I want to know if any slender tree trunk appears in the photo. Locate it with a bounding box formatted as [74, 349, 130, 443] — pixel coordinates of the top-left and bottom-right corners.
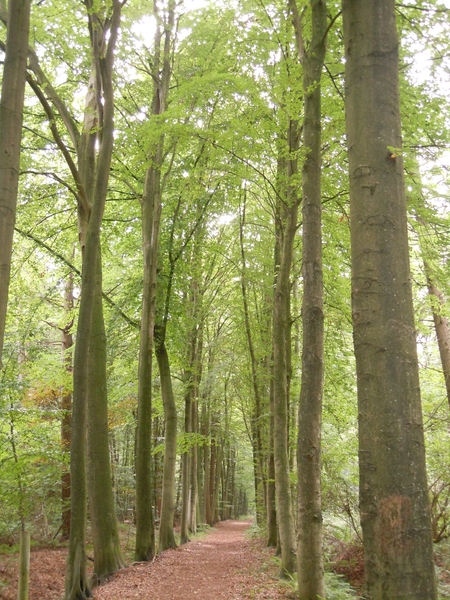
[272, 127, 298, 575]
[0, 0, 30, 366]
[135, 0, 174, 561]
[198, 400, 206, 525]
[343, 2, 436, 597]
[135, 159, 161, 560]
[191, 308, 204, 532]
[239, 203, 267, 524]
[413, 196, 450, 408]
[204, 403, 212, 525]
[61, 273, 74, 541]
[180, 382, 192, 544]
[266, 378, 278, 547]
[212, 441, 223, 524]
[208, 435, 216, 525]
[156, 340, 178, 551]
[292, 0, 327, 596]
[267, 230, 279, 549]
[17, 529, 30, 600]
[190, 397, 199, 532]
[426, 275, 450, 406]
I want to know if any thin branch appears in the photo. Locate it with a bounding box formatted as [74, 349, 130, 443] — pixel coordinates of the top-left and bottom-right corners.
[288, 0, 306, 61]
[396, 3, 450, 12]
[20, 170, 80, 201]
[322, 9, 342, 45]
[27, 47, 81, 150]
[26, 74, 90, 216]
[15, 227, 140, 330]
[324, 63, 344, 101]
[195, 133, 282, 203]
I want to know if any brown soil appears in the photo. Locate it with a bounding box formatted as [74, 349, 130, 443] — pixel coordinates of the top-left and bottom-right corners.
[1, 521, 290, 600]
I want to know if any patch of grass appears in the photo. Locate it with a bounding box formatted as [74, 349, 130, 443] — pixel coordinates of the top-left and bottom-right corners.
[0, 543, 18, 555]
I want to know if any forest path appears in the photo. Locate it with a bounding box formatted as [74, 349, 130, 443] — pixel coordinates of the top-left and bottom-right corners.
[94, 520, 288, 600]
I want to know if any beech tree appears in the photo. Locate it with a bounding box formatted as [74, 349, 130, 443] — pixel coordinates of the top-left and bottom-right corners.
[343, 1, 437, 596]
[290, 0, 327, 596]
[0, 0, 30, 365]
[134, 0, 175, 562]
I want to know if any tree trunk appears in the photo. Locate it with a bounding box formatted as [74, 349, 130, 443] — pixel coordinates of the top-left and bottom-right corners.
[239, 203, 267, 524]
[413, 201, 450, 409]
[208, 435, 217, 525]
[272, 128, 298, 575]
[266, 377, 278, 547]
[86, 250, 125, 586]
[180, 382, 192, 544]
[212, 441, 223, 524]
[134, 159, 161, 560]
[293, 0, 327, 597]
[61, 273, 74, 541]
[190, 316, 203, 532]
[0, 0, 30, 365]
[66, 3, 125, 595]
[190, 397, 200, 532]
[156, 340, 178, 551]
[135, 0, 174, 561]
[343, 2, 437, 597]
[427, 276, 450, 407]
[204, 403, 212, 525]
[17, 529, 30, 600]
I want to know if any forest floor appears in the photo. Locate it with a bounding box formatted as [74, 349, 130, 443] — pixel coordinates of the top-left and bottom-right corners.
[0, 520, 293, 600]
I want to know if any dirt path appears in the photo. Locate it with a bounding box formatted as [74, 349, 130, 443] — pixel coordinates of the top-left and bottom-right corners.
[0, 521, 289, 600]
[94, 520, 288, 600]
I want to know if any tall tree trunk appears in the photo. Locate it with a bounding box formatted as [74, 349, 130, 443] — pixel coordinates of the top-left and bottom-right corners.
[426, 274, 450, 406]
[291, 0, 327, 596]
[239, 202, 267, 525]
[135, 0, 174, 561]
[0, 0, 30, 366]
[412, 181, 450, 409]
[266, 376, 278, 547]
[65, 3, 125, 596]
[156, 339, 178, 551]
[272, 122, 299, 577]
[343, 2, 436, 597]
[61, 273, 74, 541]
[190, 396, 199, 532]
[135, 156, 161, 561]
[204, 402, 212, 525]
[212, 441, 223, 524]
[86, 250, 125, 585]
[180, 379, 192, 544]
[208, 434, 217, 525]
[190, 322, 203, 532]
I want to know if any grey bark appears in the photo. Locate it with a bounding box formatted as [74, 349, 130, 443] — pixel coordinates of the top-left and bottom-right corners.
[0, 0, 31, 366]
[134, 0, 174, 561]
[293, 0, 327, 597]
[343, 1, 437, 597]
[156, 338, 178, 551]
[65, 2, 125, 596]
[272, 124, 299, 577]
[239, 202, 267, 525]
[61, 272, 74, 541]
